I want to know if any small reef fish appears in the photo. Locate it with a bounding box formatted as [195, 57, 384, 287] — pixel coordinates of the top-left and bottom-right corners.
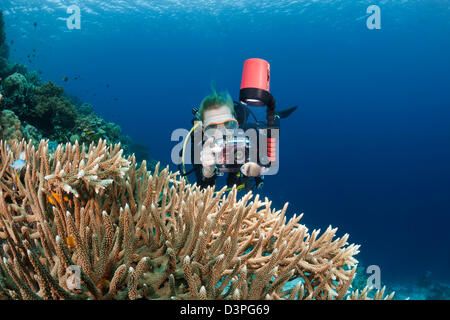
[62, 77, 69, 82]
[85, 131, 93, 135]
[47, 192, 70, 206]
[9, 152, 26, 190]
[9, 158, 26, 171]
[66, 236, 76, 249]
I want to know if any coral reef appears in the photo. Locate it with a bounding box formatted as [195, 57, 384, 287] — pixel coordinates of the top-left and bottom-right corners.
[387, 271, 450, 300]
[0, 139, 394, 300]
[415, 271, 450, 300]
[0, 109, 23, 141]
[0, 73, 151, 163]
[73, 112, 121, 145]
[0, 12, 25, 81]
[0, 109, 43, 143]
[2, 72, 28, 98]
[76, 102, 93, 115]
[0, 11, 152, 164]
[32, 82, 78, 131]
[0, 11, 9, 59]
[22, 123, 42, 142]
[0, 57, 27, 83]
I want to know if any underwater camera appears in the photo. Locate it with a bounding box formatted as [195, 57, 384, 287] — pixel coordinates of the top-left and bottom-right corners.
[214, 133, 250, 174]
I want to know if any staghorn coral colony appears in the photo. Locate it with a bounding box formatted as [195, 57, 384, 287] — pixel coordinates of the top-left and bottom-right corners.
[0, 139, 394, 300]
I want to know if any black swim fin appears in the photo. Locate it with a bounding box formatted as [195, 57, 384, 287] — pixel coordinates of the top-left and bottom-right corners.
[275, 106, 298, 119]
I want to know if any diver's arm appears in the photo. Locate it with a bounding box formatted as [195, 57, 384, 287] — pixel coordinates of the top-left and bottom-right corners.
[197, 137, 220, 188]
[194, 163, 217, 188]
[200, 137, 221, 177]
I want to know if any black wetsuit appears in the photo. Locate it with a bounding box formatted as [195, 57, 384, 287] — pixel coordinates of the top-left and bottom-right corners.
[194, 161, 263, 191]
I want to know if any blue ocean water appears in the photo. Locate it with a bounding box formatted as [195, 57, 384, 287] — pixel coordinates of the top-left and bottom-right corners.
[2, 0, 449, 297]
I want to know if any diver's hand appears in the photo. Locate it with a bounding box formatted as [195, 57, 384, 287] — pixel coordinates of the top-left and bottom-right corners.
[200, 137, 221, 178]
[241, 162, 266, 177]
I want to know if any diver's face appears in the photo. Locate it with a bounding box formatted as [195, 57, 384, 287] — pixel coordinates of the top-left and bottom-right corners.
[203, 105, 238, 140]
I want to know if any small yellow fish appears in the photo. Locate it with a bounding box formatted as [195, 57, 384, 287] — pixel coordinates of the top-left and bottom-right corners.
[62, 77, 69, 82]
[66, 236, 76, 249]
[85, 131, 93, 135]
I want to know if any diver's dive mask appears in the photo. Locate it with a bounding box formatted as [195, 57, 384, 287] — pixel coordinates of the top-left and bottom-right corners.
[203, 118, 238, 138]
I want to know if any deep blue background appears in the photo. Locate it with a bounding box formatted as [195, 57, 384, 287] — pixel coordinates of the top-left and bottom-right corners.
[2, 1, 450, 285]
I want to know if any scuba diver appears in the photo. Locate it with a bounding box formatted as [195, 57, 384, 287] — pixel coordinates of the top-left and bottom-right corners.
[179, 58, 297, 192]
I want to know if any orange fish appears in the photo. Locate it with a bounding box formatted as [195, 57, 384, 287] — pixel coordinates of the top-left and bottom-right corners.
[47, 193, 69, 206]
[66, 236, 76, 249]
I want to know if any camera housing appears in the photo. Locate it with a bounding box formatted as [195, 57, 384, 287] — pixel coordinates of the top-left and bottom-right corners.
[215, 134, 250, 174]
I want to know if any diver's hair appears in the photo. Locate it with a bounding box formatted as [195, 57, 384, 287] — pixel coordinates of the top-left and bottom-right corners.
[198, 84, 234, 121]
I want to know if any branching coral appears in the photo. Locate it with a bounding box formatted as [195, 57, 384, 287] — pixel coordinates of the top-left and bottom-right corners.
[0, 139, 394, 300]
